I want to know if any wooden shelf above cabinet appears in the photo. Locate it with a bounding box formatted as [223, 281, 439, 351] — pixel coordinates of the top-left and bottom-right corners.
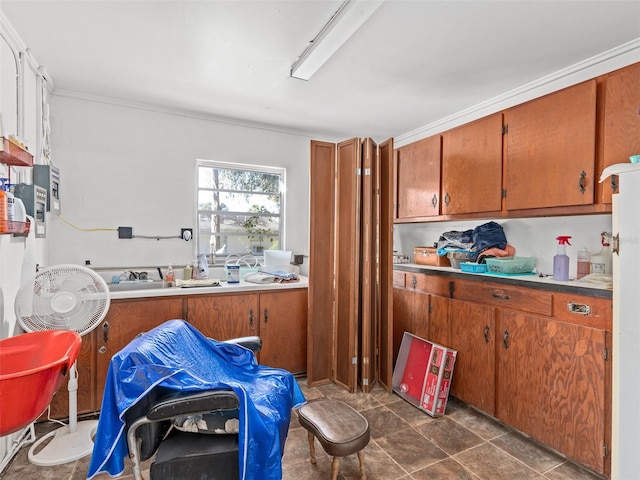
[0, 137, 34, 167]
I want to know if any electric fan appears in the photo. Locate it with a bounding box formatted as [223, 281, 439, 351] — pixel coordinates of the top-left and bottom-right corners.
[14, 264, 111, 466]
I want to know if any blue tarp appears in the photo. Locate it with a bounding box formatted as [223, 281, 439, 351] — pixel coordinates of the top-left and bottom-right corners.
[87, 319, 306, 480]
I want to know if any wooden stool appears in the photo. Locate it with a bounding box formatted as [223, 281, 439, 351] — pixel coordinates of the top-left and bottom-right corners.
[297, 399, 370, 480]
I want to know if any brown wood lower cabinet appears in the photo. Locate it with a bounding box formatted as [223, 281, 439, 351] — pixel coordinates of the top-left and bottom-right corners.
[431, 296, 496, 416]
[47, 287, 307, 419]
[392, 286, 429, 363]
[187, 293, 259, 339]
[188, 289, 308, 374]
[395, 271, 612, 477]
[496, 309, 608, 475]
[258, 289, 308, 374]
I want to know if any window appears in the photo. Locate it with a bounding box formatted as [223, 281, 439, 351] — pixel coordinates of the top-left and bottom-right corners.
[197, 160, 285, 264]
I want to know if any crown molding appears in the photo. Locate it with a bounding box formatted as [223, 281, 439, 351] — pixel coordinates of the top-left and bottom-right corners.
[395, 38, 640, 147]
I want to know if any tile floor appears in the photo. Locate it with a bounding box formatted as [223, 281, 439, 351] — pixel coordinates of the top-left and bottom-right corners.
[1, 378, 606, 480]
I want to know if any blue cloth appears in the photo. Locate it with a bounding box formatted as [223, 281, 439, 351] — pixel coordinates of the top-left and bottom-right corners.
[87, 319, 305, 480]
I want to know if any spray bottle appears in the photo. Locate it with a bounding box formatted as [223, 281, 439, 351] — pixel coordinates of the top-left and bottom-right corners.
[553, 236, 572, 281]
[591, 232, 612, 275]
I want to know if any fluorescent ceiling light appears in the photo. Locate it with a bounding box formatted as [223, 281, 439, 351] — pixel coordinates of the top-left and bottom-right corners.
[290, 0, 385, 81]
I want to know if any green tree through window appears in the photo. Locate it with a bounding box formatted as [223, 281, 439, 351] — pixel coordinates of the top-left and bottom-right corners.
[197, 161, 284, 263]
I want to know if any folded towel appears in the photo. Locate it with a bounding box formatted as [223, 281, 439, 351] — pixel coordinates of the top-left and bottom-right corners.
[258, 269, 298, 281]
[244, 273, 276, 284]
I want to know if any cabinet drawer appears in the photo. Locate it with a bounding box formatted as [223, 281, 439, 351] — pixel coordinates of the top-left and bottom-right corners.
[412, 273, 451, 297]
[393, 271, 406, 287]
[552, 293, 612, 332]
[454, 280, 552, 316]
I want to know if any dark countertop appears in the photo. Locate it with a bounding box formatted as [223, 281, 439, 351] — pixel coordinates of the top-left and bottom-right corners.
[394, 264, 612, 299]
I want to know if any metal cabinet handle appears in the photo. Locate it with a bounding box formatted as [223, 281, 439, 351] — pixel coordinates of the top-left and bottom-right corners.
[99, 346, 107, 354]
[492, 292, 510, 300]
[611, 175, 618, 193]
[567, 302, 591, 315]
[484, 325, 490, 344]
[444, 192, 451, 206]
[431, 194, 438, 209]
[503, 329, 510, 349]
[103, 321, 109, 342]
[411, 276, 417, 289]
[263, 308, 268, 324]
[579, 170, 587, 193]
[249, 309, 254, 327]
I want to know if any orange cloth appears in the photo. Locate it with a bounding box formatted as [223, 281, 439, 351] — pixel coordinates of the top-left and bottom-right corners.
[478, 244, 516, 262]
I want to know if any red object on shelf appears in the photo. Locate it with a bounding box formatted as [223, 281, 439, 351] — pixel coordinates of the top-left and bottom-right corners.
[0, 137, 34, 167]
[0, 219, 30, 235]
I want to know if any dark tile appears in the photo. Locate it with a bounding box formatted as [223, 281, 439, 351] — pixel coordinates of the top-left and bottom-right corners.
[340, 441, 407, 480]
[544, 461, 607, 480]
[325, 390, 384, 412]
[385, 397, 437, 427]
[447, 404, 512, 440]
[411, 457, 480, 480]
[283, 425, 326, 469]
[491, 431, 565, 474]
[454, 442, 542, 480]
[374, 429, 447, 473]
[416, 416, 484, 455]
[359, 405, 411, 440]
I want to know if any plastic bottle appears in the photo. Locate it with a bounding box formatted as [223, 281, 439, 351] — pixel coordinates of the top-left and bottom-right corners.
[577, 247, 591, 279]
[0, 179, 13, 223]
[0, 188, 7, 233]
[165, 265, 175, 285]
[591, 232, 612, 275]
[183, 265, 193, 280]
[553, 236, 572, 281]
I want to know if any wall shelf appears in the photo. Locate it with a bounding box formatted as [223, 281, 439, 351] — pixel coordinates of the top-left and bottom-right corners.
[0, 219, 31, 236]
[0, 137, 34, 167]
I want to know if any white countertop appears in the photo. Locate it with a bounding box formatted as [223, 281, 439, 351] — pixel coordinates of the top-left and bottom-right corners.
[395, 263, 612, 294]
[109, 276, 308, 300]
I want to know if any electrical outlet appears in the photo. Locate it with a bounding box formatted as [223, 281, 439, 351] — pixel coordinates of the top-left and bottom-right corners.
[118, 227, 133, 239]
[181, 228, 193, 241]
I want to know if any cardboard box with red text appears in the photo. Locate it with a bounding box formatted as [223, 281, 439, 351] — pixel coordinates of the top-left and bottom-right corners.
[391, 332, 457, 417]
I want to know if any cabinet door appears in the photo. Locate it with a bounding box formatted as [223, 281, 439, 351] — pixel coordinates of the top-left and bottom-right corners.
[396, 135, 442, 218]
[393, 287, 414, 364]
[428, 295, 450, 347]
[392, 286, 429, 365]
[187, 294, 258, 340]
[441, 113, 503, 215]
[505, 80, 597, 210]
[448, 298, 496, 415]
[496, 309, 607, 474]
[46, 329, 96, 418]
[258, 290, 307, 374]
[95, 298, 184, 411]
[601, 62, 640, 203]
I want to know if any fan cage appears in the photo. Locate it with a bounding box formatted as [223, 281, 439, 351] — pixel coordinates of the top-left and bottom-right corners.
[16, 264, 110, 336]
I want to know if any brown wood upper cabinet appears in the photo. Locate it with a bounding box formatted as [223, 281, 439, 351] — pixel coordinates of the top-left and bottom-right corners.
[396, 134, 442, 218]
[441, 113, 503, 215]
[504, 79, 597, 210]
[601, 62, 640, 203]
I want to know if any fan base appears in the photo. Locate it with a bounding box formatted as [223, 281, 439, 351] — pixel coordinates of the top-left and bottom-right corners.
[28, 420, 98, 466]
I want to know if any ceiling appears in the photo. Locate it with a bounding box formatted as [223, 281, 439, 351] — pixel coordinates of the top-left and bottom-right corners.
[2, 1, 639, 141]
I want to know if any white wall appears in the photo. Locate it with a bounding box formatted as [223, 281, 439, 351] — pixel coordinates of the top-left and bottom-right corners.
[48, 95, 313, 273]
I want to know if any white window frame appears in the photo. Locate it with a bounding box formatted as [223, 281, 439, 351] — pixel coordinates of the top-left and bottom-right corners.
[196, 160, 286, 265]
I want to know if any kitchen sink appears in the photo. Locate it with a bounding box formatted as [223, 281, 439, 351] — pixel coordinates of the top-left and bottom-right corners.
[108, 281, 171, 292]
